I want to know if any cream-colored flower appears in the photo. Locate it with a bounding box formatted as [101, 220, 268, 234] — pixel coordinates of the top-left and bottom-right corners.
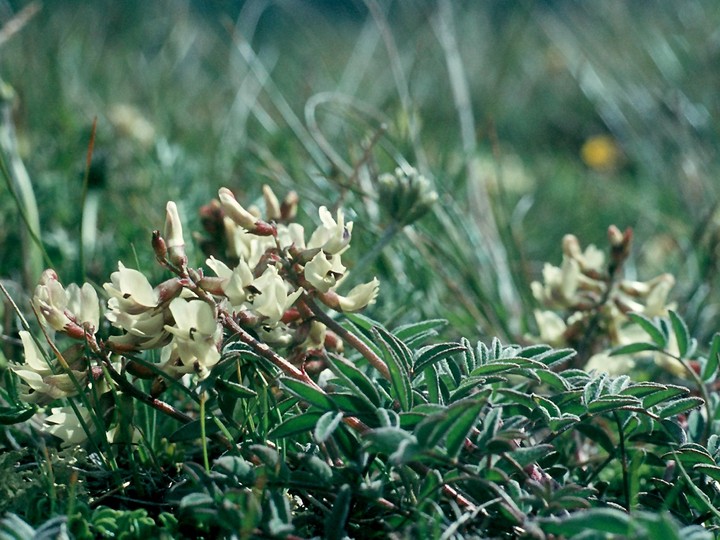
[165, 201, 187, 265]
[33, 271, 73, 333]
[585, 351, 636, 376]
[263, 184, 281, 220]
[66, 283, 100, 330]
[532, 310, 567, 347]
[206, 256, 254, 307]
[44, 405, 93, 447]
[164, 298, 222, 374]
[222, 218, 276, 268]
[304, 253, 346, 293]
[249, 265, 303, 323]
[644, 273, 675, 317]
[219, 187, 259, 230]
[104, 262, 159, 315]
[277, 223, 306, 250]
[307, 207, 352, 255]
[337, 278, 379, 312]
[10, 332, 86, 403]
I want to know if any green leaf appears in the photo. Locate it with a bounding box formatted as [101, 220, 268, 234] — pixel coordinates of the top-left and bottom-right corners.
[495, 388, 537, 410]
[268, 411, 324, 439]
[443, 399, 485, 459]
[412, 343, 467, 378]
[610, 342, 660, 356]
[214, 379, 258, 399]
[315, 411, 344, 443]
[469, 362, 520, 376]
[669, 310, 690, 358]
[658, 397, 704, 419]
[168, 417, 221, 442]
[533, 348, 576, 368]
[702, 333, 720, 382]
[0, 405, 36, 425]
[533, 395, 562, 419]
[504, 444, 556, 468]
[373, 327, 413, 411]
[326, 354, 381, 408]
[575, 423, 615, 454]
[373, 325, 413, 371]
[587, 395, 641, 414]
[642, 385, 689, 408]
[539, 507, 630, 536]
[516, 344, 552, 358]
[363, 427, 416, 455]
[662, 447, 715, 468]
[628, 312, 668, 347]
[280, 377, 336, 411]
[535, 369, 570, 391]
[324, 484, 352, 540]
[619, 382, 668, 398]
[393, 319, 446, 342]
[0, 513, 35, 540]
[693, 463, 720, 482]
[583, 373, 607, 405]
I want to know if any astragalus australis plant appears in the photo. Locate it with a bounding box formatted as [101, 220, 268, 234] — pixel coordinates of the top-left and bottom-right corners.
[3, 180, 720, 539]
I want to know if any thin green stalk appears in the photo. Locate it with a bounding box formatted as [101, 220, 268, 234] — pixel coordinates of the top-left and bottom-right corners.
[346, 221, 400, 287]
[613, 411, 631, 512]
[658, 349, 712, 444]
[200, 391, 210, 472]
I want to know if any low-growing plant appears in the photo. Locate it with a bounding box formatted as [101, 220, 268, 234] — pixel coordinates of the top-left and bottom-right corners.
[1, 180, 719, 539]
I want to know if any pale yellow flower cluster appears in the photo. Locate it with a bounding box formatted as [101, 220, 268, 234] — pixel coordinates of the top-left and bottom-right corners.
[204, 186, 379, 343]
[530, 233, 680, 375]
[9, 186, 381, 445]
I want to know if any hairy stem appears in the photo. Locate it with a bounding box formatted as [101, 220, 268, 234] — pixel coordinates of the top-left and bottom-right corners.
[300, 296, 391, 381]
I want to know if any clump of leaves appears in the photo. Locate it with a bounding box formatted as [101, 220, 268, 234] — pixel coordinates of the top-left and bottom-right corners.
[169, 313, 719, 538]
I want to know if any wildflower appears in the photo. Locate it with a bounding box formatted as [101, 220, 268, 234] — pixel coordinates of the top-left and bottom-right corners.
[263, 184, 281, 220]
[164, 298, 222, 375]
[249, 265, 304, 323]
[165, 201, 187, 267]
[336, 278, 380, 312]
[304, 252, 346, 293]
[104, 262, 159, 315]
[308, 207, 352, 255]
[33, 271, 99, 337]
[581, 134, 622, 171]
[532, 310, 567, 347]
[219, 187, 274, 235]
[205, 256, 254, 307]
[377, 166, 438, 225]
[10, 331, 86, 403]
[44, 405, 93, 447]
[106, 309, 169, 351]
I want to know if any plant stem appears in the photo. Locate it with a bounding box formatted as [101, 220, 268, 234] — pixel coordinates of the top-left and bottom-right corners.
[200, 391, 210, 472]
[661, 350, 713, 444]
[299, 296, 391, 381]
[346, 221, 400, 288]
[613, 411, 631, 512]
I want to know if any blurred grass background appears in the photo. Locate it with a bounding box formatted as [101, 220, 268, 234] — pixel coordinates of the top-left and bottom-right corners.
[2, 0, 720, 343]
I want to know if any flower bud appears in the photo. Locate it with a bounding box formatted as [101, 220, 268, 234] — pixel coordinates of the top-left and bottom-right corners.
[152, 230, 168, 262]
[218, 187, 276, 237]
[263, 184, 281, 220]
[281, 190, 299, 221]
[165, 201, 187, 268]
[378, 166, 438, 226]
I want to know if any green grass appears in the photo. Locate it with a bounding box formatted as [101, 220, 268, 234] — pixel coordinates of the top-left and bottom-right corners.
[2, 1, 720, 536]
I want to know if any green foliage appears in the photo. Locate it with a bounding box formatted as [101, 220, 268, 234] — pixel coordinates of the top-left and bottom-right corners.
[3, 1, 720, 537]
[157, 314, 720, 537]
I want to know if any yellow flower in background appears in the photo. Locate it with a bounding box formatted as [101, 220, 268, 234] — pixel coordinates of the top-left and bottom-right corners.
[581, 135, 622, 171]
